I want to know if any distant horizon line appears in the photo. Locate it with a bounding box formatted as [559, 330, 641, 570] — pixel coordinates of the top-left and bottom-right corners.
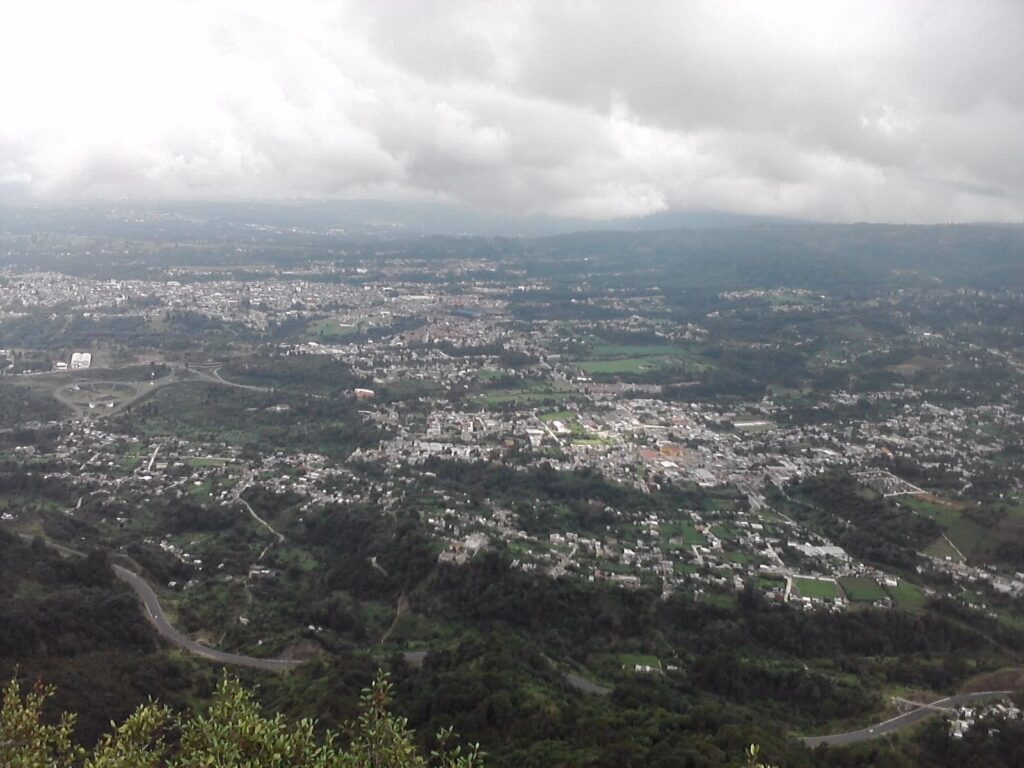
[1, 198, 1021, 231]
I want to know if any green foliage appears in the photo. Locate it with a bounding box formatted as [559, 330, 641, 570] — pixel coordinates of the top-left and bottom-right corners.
[744, 744, 778, 768]
[785, 472, 940, 569]
[0, 677, 78, 768]
[0, 382, 69, 427]
[112, 381, 382, 458]
[0, 673, 483, 768]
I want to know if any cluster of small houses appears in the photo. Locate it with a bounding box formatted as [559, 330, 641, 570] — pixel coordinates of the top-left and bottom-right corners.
[949, 700, 1022, 739]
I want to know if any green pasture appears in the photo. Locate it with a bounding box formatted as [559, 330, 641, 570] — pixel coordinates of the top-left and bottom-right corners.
[839, 577, 888, 602]
[794, 577, 841, 600]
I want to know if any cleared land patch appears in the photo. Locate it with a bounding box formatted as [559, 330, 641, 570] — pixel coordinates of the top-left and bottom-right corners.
[885, 580, 927, 610]
[575, 341, 711, 377]
[794, 577, 841, 600]
[839, 577, 888, 602]
[923, 535, 966, 563]
[660, 519, 705, 549]
[306, 317, 357, 339]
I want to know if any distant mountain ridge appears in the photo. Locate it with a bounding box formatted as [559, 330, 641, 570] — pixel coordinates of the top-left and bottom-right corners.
[0, 199, 794, 239]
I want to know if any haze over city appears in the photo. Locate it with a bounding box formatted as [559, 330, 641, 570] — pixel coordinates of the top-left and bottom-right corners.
[2, 4, 1024, 767]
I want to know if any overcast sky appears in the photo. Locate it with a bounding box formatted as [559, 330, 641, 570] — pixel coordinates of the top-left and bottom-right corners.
[1, 1, 1022, 223]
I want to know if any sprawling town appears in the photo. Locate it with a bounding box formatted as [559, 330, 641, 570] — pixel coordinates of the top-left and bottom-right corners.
[2, 251, 1022, 617]
[2, 222, 1023, 763]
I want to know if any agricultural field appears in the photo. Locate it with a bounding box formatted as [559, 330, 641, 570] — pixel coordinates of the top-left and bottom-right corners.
[724, 549, 753, 565]
[923, 534, 966, 563]
[900, 494, 965, 527]
[306, 317, 357, 339]
[885, 580, 928, 610]
[660, 518, 705, 549]
[574, 341, 710, 377]
[794, 577, 841, 600]
[578, 357, 671, 374]
[902, 494, 993, 561]
[479, 381, 576, 406]
[839, 577, 889, 603]
[598, 559, 635, 575]
[475, 368, 504, 381]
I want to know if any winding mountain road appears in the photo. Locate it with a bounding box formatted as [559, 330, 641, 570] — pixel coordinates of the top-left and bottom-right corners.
[802, 690, 1014, 747]
[15, 532, 303, 672]
[113, 565, 305, 673]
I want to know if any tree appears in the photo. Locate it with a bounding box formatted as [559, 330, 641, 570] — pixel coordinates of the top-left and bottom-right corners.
[743, 744, 778, 768]
[0, 676, 78, 768]
[0, 673, 484, 768]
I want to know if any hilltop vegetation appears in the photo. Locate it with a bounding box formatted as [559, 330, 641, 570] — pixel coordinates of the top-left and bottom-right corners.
[0, 673, 483, 768]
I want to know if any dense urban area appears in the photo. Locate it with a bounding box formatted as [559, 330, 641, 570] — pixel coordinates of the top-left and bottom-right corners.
[1, 207, 1023, 767]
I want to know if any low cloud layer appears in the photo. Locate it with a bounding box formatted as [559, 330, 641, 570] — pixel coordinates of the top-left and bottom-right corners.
[1, 1, 1022, 222]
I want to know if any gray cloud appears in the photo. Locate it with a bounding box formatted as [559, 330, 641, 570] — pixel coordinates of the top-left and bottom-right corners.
[0, 0, 1021, 222]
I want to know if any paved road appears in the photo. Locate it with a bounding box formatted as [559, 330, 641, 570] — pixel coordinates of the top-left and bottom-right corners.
[802, 690, 1014, 747]
[113, 565, 305, 673]
[50, 363, 270, 424]
[233, 475, 285, 545]
[26, 532, 607, 687]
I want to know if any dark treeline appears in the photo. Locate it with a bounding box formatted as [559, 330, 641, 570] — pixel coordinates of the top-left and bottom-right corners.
[0, 529, 202, 744]
[372, 546, 1021, 768]
[780, 472, 940, 569]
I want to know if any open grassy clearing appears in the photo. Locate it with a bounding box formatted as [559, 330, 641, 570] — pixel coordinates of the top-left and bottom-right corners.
[839, 576, 888, 602]
[306, 317, 357, 338]
[703, 490, 743, 512]
[479, 382, 577, 406]
[724, 549, 753, 564]
[900, 495, 963, 527]
[574, 340, 712, 377]
[885, 580, 927, 610]
[660, 518, 705, 548]
[597, 559, 635, 575]
[710, 522, 741, 540]
[923, 534, 966, 562]
[794, 577, 841, 600]
[941, 517, 992, 558]
[901, 494, 993, 559]
[578, 357, 674, 374]
[701, 590, 738, 608]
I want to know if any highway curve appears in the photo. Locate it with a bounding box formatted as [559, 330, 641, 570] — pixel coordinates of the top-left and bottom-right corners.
[113, 565, 304, 673]
[802, 690, 1014, 747]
